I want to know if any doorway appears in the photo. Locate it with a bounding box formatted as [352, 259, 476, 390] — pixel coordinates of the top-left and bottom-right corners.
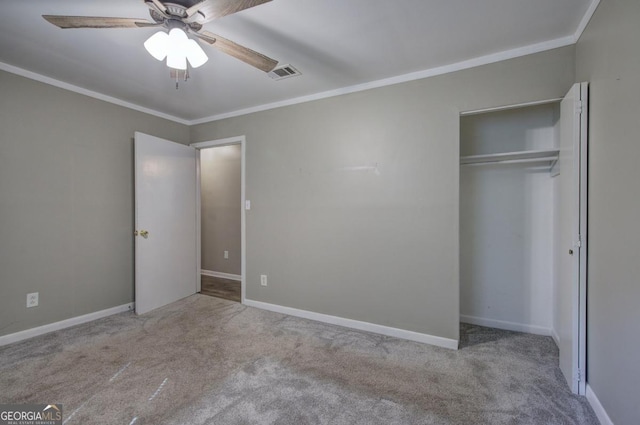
[134, 134, 247, 314]
[458, 83, 588, 395]
[459, 102, 559, 336]
[192, 136, 247, 304]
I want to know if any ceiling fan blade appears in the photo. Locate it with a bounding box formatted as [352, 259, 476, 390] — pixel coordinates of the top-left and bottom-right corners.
[185, 0, 208, 18]
[196, 30, 277, 72]
[43, 15, 153, 29]
[135, 22, 162, 28]
[147, 0, 168, 14]
[190, 0, 272, 23]
[192, 31, 216, 44]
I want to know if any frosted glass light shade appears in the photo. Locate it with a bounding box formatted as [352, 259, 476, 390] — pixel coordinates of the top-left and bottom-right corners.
[185, 39, 208, 68]
[144, 31, 169, 61]
[144, 28, 208, 70]
[166, 28, 188, 70]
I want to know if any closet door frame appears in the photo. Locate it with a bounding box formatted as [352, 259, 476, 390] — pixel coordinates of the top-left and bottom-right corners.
[459, 86, 588, 395]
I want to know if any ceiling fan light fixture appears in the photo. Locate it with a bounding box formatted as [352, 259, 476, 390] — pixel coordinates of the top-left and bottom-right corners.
[167, 52, 187, 70]
[144, 28, 208, 71]
[144, 31, 169, 61]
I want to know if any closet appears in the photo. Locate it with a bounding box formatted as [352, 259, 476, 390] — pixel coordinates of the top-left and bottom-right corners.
[459, 102, 560, 335]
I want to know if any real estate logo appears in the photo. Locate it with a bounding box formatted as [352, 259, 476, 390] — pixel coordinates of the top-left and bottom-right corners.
[0, 404, 62, 425]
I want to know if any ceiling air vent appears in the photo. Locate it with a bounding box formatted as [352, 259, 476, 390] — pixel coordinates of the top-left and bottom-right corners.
[268, 64, 302, 80]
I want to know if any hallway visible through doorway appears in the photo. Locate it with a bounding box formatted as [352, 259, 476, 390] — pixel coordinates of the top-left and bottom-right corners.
[198, 141, 243, 303]
[200, 275, 240, 302]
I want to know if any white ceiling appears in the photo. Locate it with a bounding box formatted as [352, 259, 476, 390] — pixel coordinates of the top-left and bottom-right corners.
[0, 0, 595, 123]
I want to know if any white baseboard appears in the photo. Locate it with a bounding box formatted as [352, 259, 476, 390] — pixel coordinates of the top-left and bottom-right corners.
[586, 384, 614, 425]
[201, 270, 242, 281]
[244, 299, 459, 350]
[460, 315, 552, 336]
[0, 303, 135, 347]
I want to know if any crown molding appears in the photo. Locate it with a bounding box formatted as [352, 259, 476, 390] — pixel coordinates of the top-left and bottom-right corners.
[190, 35, 575, 125]
[0, 62, 190, 125]
[3, 0, 600, 128]
[573, 0, 601, 43]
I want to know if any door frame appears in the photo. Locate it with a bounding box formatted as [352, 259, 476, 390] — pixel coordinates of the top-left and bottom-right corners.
[191, 136, 247, 304]
[577, 81, 588, 395]
[457, 90, 588, 395]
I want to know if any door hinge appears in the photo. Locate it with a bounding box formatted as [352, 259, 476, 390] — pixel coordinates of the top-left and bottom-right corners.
[576, 368, 582, 382]
[576, 101, 583, 115]
[576, 234, 582, 248]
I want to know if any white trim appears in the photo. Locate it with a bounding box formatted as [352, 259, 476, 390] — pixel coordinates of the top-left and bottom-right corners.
[573, 0, 601, 43]
[0, 303, 134, 347]
[191, 136, 246, 303]
[1, 2, 597, 127]
[3, 28, 590, 127]
[0, 62, 189, 125]
[245, 299, 459, 350]
[191, 136, 245, 148]
[200, 270, 242, 281]
[240, 141, 246, 304]
[577, 81, 589, 396]
[195, 149, 202, 294]
[460, 98, 562, 116]
[460, 315, 552, 336]
[190, 36, 574, 125]
[586, 384, 614, 425]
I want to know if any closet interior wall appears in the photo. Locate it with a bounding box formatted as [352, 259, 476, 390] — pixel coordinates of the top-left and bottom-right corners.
[459, 103, 560, 335]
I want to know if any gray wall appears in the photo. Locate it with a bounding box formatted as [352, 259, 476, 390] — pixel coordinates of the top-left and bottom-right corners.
[576, 1, 640, 423]
[191, 46, 575, 341]
[0, 70, 189, 337]
[200, 145, 242, 275]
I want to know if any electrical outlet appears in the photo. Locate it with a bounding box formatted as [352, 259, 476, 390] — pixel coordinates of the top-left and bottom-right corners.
[224, 250, 229, 259]
[26, 292, 39, 308]
[260, 275, 268, 287]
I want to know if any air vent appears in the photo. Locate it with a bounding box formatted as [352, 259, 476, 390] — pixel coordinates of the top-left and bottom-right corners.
[268, 64, 302, 80]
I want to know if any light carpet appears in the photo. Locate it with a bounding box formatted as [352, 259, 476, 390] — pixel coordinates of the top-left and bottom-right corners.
[0, 295, 599, 424]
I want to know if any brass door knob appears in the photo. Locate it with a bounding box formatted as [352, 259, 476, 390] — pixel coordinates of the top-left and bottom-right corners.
[139, 230, 149, 239]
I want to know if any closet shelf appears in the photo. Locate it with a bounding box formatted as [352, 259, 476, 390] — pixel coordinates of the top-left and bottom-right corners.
[460, 149, 559, 167]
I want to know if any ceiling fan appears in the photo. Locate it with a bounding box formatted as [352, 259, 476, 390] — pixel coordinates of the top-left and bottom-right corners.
[43, 0, 278, 83]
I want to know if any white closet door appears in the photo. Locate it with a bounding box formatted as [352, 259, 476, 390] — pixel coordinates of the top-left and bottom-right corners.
[134, 132, 198, 315]
[557, 83, 588, 394]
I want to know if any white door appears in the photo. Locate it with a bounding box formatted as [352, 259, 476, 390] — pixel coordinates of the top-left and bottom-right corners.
[557, 83, 588, 394]
[134, 132, 198, 314]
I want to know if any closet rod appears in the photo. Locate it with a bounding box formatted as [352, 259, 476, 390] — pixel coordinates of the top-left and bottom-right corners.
[461, 157, 558, 166]
[460, 149, 559, 165]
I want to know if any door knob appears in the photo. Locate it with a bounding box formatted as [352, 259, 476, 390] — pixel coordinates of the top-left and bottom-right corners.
[139, 230, 149, 239]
